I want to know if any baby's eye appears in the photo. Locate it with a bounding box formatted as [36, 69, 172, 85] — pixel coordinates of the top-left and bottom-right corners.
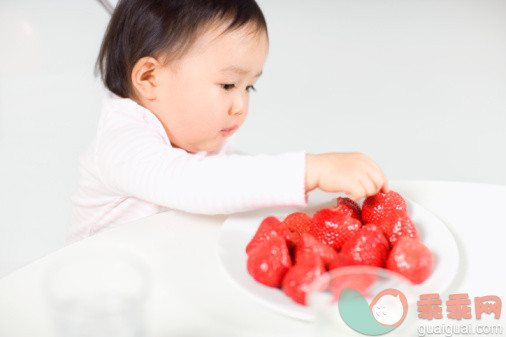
[221, 84, 235, 90]
[246, 85, 256, 92]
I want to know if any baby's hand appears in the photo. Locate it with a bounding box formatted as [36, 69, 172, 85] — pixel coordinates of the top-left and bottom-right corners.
[305, 152, 388, 201]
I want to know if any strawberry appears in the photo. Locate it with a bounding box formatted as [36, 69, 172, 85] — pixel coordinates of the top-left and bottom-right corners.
[340, 224, 390, 267]
[382, 214, 419, 246]
[282, 255, 326, 305]
[330, 269, 377, 300]
[246, 216, 297, 255]
[288, 230, 301, 248]
[247, 236, 292, 288]
[311, 209, 362, 250]
[328, 253, 354, 270]
[331, 197, 362, 221]
[362, 191, 408, 225]
[386, 237, 433, 284]
[295, 233, 338, 267]
[327, 253, 377, 299]
[283, 212, 312, 235]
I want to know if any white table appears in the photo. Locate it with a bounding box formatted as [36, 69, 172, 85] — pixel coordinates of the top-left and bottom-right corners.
[1, 180, 505, 337]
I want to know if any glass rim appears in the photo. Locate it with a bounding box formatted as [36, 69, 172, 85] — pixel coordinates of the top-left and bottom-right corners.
[306, 265, 418, 305]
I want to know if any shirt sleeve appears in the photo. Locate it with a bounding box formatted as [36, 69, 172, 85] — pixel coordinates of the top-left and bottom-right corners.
[94, 119, 307, 215]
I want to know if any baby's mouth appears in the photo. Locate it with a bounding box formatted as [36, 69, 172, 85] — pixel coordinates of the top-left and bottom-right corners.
[220, 125, 238, 136]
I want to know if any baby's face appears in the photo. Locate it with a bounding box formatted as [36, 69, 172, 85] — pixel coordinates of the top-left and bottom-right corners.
[146, 23, 269, 153]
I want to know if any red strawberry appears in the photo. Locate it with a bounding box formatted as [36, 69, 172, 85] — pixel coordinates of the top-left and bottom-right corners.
[295, 233, 338, 267]
[311, 209, 362, 250]
[383, 214, 419, 246]
[282, 256, 326, 305]
[330, 269, 377, 300]
[340, 224, 390, 267]
[247, 236, 292, 287]
[246, 217, 297, 255]
[331, 197, 362, 221]
[362, 191, 408, 225]
[288, 230, 301, 248]
[327, 253, 377, 299]
[386, 237, 433, 284]
[328, 253, 354, 270]
[283, 212, 312, 235]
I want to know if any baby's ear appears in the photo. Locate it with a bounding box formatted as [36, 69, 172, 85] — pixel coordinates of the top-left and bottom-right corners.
[131, 56, 160, 101]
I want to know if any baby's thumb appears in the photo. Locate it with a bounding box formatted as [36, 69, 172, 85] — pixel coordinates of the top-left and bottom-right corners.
[346, 190, 362, 202]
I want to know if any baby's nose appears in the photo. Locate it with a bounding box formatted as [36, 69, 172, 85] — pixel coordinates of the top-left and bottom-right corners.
[228, 95, 248, 116]
[228, 105, 245, 116]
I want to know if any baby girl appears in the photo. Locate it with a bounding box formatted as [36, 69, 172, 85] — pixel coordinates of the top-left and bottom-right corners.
[69, 0, 388, 242]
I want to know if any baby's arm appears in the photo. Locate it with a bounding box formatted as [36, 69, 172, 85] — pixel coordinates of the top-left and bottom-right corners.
[95, 123, 307, 214]
[305, 153, 389, 201]
[95, 111, 386, 213]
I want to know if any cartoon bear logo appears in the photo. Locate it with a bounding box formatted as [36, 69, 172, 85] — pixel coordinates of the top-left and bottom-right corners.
[338, 287, 408, 335]
[369, 289, 408, 327]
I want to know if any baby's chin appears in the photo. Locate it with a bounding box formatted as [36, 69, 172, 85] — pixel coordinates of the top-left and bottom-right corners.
[173, 139, 225, 154]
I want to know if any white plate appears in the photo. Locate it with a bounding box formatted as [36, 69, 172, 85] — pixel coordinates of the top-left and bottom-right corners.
[216, 191, 459, 321]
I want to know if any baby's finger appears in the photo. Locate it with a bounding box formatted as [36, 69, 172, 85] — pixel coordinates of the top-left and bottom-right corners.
[367, 169, 387, 195]
[368, 165, 389, 194]
[378, 170, 389, 192]
[360, 177, 377, 197]
[366, 171, 381, 195]
[381, 180, 389, 193]
[348, 184, 366, 202]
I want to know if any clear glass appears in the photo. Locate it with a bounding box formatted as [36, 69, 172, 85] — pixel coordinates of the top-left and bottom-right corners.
[307, 266, 419, 337]
[44, 249, 150, 337]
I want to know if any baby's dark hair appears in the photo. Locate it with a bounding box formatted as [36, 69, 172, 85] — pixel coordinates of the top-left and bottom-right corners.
[96, 0, 268, 98]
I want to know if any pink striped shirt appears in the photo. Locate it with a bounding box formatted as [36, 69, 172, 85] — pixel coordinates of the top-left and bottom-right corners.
[68, 92, 307, 243]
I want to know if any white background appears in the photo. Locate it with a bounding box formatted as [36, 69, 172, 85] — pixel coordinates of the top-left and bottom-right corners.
[0, 0, 505, 278]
